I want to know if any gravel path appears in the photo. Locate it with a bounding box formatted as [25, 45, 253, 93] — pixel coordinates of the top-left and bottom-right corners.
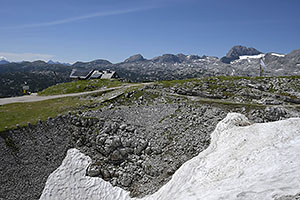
[0, 84, 141, 105]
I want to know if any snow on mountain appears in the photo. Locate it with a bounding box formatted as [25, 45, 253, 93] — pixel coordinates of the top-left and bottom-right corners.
[40, 113, 300, 200]
[239, 53, 265, 60]
[0, 56, 9, 64]
[221, 45, 263, 64]
[271, 53, 286, 57]
[0, 56, 7, 60]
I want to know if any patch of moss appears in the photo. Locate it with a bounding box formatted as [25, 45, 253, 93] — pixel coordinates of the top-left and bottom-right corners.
[5, 136, 18, 152]
[279, 92, 298, 99]
[0, 132, 18, 152]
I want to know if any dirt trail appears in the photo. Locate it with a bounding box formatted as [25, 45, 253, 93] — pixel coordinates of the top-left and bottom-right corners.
[0, 84, 146, 105]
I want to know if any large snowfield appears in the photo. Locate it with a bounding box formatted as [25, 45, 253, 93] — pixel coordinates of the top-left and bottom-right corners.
[40, 113, 300, 200]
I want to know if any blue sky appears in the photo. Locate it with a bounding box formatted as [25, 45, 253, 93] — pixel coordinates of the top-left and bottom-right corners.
[0, 0, 299, 63]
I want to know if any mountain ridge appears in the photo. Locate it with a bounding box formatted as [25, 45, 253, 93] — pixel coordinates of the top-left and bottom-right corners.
[0, 45, 299, 97]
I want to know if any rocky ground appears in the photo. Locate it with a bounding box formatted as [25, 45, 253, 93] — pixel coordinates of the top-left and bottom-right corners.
[276, 193, 300, 200]
[156, 76, 300, 106]
[0, 116, 74, 200]
[0, 76, 300, 199]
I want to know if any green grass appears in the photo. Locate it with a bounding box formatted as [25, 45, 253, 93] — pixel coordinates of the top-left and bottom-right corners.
[38, 79, 127, 96]
[0, 96, 89, 132]
[156, 78, 201, 88]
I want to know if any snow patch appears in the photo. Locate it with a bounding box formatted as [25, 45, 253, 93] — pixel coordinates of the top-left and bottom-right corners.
[239, 54, 265, 60]
[271, 53, 285, 57]
[40, 113, 300, 200]
[40, 149, 131, 200]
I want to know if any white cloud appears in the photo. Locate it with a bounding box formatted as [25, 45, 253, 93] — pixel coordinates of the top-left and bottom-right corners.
[0, 52, 54, 62]
[1, 7, 152, 30]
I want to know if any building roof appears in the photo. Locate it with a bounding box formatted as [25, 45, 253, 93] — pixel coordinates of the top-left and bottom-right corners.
[90, 70, 103, 79]
[101, 70, 117, 79]
[70, 69, 119, 79]
[70, 69, 94, 79]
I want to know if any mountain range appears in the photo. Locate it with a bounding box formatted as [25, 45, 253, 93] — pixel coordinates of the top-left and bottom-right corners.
[70, 45, 300, 81]
[47, 60, 71, 66]
[0, 45, 299, 97]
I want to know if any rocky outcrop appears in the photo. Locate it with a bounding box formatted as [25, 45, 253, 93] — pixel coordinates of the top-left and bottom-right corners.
[160, 76, 300, 107]
[77, 104, 223, 197]
[226, 45, 263, 58]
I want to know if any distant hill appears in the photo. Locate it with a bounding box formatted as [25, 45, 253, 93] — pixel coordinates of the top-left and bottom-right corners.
[0, 57, 9, 65]
[124, 54, 146, 63]
[47, 60, 71, 66]
[0, 61, 72, 97]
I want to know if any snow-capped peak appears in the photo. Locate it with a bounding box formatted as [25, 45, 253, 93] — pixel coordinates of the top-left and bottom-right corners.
[0, 56, 7, 61]
[0, 56, 9, 64]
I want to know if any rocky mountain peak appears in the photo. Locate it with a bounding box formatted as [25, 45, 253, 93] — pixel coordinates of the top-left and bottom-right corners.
[226, 45, 263, 58]
[151, 54, 181, 63]
[221, 45, 263, 64]
[176, 53, 187, 62]
[47, 60, 58, 64]
[286, 48, 300, 59]
[124, 54, 146, 63]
